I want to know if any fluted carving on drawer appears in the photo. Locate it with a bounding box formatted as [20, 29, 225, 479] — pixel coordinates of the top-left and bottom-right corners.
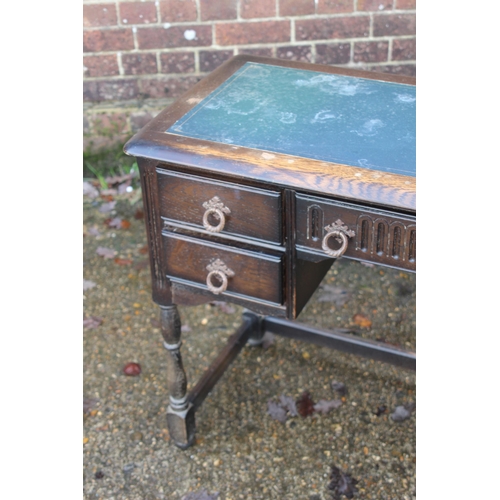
[355, 215, 416, 264]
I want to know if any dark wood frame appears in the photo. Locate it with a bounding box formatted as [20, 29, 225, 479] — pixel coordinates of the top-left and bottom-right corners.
[125, 54, 416, 212]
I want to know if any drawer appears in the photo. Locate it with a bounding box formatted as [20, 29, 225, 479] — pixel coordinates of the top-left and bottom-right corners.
[163, 232, 284, 306]
[157, 168, 283, 245]
[296, 194, 416, 271]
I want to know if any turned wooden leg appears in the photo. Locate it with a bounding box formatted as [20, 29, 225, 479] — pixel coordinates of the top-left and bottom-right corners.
[160, 304, 195, 449]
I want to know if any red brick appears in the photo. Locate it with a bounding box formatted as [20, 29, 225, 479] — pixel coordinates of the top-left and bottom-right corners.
[358, 0, 392, 11]
[139, 75, 200, 99]
[137, 25, 212, 49]
[392, 38, 416, 61]
[83, 4, 117, 28]
[83, 29, 134, 52]
[296, 17, 369, 41]
[373, 14, 416, 36]
[317, 0, 354, 14]
[199, 50, 234, 72]
[315, 43, 351, 65]
[216, 21, 290, 45]
[200, 0, 237, 21]
[279, 0, 315, 16]
[119, 2, 157, 25]
[353, 41, 389, 63]
[159, 0, 197, 22]
[277, 45, 312, 63]
[83, 79, 139, 102]
[83, 55, 119, 77]
[368, 64, 416, 77]
[396, 0, 416, 8]
[241, 0, 276, 19]
[122, 53, 158, 75]
[160, 52, 195, 73]
[237, 47, 274, 57]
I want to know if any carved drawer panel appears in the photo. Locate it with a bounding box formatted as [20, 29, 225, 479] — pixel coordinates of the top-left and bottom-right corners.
[296, 193, 416, 272]
[163, 231, 284, 306]
[157, 167, 283, 245]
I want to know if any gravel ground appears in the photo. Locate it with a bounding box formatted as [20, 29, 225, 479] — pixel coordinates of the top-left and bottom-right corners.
[83, 190, 416, 500]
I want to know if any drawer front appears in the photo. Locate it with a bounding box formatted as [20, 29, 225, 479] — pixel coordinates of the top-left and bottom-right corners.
[296, 194, 416, 271]
[163, 232, 284, 305]
[157, 168, 283, 245]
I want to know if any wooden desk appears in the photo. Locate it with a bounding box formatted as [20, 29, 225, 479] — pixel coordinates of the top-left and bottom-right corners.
[124, 55, 416, 449]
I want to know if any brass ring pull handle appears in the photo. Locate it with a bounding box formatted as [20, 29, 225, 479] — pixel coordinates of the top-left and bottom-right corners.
[206, 259, 234, 295]
[321, 219, 355, 258]
[202, 196, 231, 233]
[206, 270, 228, 295]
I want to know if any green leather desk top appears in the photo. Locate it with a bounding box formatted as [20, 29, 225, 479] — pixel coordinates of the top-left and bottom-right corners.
[167, 62, 416, 177]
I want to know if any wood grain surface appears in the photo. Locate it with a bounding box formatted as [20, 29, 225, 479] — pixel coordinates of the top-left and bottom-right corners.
[157, 167, 283, 244]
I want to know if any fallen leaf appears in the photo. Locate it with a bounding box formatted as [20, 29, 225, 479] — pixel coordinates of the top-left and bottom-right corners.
[353, 313, 372, 328]
[123, 362, 141, 376]
[267, 400, 287, 423]
[99, 201, 116, 213]
[83, 316, 103, 329]
[314, 399, 342, 414]
[328, 465, 358, 499]
[114, 257, 133, 266]
[134, 208, 144, 220]
[88, 226, 101, 236]
[138, 245, 148, 254]
[390, 403, 415, 422]
[83, 279, 96, 291]
[83, 181, 99, 199]
[96, 246, 116, 259]
[279, 394, 298, 417]
[181, 490, 219, 500]
[121, 219, 131, 229]
[106, 217, 123, 228]
[331, 381, 348, 396]
[296, 391, 315, 417]
[317, 285, 351, 306]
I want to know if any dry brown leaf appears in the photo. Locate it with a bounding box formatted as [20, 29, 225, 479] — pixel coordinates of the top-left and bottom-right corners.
[353, 313, 372, 328]
[114, 258, 133, 266]
[96, 246, 116, 259]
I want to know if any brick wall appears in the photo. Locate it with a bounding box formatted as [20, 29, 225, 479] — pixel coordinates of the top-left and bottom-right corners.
[83, 0, 416, 151]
